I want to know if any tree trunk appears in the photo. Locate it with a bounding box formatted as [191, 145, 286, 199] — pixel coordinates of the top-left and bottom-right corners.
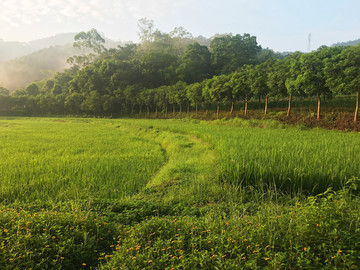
[258, 95, 261, 104]
[195, 104, 198, 116]
[264, 96, 268, 116]
[146, 105, 150, 116]
[187, 104, 190, 115]
[165, 106, 168, 115]
[317, 94, 321, 121]
[287, 93, 292, 117]
[179, 104, 182, 115]
[216, 103, 220, 119]
[354, 92, 359, 123]
[131, 104, 134, 114]
[172, 104, 175, 116]
[244, 95, 248, 116]
[230, 101, 234, 115]
[155, 106, 158, 117]
[139, 105, 142, 116]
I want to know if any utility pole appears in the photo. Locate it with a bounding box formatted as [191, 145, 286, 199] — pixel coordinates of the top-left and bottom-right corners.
[308, 33, 311, 52]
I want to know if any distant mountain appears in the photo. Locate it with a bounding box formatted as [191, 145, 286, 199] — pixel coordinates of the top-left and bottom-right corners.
[0, 33, 126, 90]
[0, 33, 77, 62]
[0, 44, 80, 90]
[331, 38, 360, 47]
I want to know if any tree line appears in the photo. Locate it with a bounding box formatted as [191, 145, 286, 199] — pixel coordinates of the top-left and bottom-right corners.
[0, 21, 359, 122]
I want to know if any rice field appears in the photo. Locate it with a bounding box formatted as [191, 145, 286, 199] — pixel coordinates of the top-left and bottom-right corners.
[0, 118, 164, 203]
[1, 117, 360, 269]
[126, 118, 360, 194]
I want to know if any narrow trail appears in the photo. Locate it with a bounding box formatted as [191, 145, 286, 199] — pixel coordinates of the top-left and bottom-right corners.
[114, 121, 222, 205]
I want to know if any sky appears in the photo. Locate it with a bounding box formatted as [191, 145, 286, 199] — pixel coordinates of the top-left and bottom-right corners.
[0, 0, 359, 52]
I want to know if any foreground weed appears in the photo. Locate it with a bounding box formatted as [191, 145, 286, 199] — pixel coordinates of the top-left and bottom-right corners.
[102, 181, 360, 269]
[0, 205, 119, 269]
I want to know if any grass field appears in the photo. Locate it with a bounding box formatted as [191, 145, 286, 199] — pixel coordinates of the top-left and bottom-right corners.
[131, 118, 360, 194]
[0, 117, 359, 269]
[0, 118, 165, 203]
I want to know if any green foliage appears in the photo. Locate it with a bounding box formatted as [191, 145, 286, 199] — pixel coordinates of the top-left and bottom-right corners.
[325, 44, 360, 95]
[0, 87, 10, 95]
[0, 205, 118, 269]
[295, 48, 335, 98]
[228, 65, 253, 101]
[26, 83, 40, 96]
[177, 42, 212, 83]
[102, 189, 360, 269]
[186, 82, 204, 110]
[210, 34, 261, 74]
[73, 28, 105, 54]
[267, 59, 289, 98]
[250, 61, 271, 98]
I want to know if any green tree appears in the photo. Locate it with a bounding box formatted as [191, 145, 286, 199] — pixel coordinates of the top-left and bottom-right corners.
[138, 52, 178, 88]
[166, 85, 177, 115]
[267, 59, 293, 115]
[81, 91, 103, 115]
[250, 62, 271, 115]
[73, 28, 105, 54]
[228, 65, 253, 116]
[173, 81, 188, 114]
[64, 92, 83, 114]
[140, 89, 155, 115]
[210, 34, 261, 74]
[137, 18, 155, 42]
[295, 48, 331, 120]
[26, 83, 40, 96]
[177, 42, 212, 84]
[203, 75, 230, 118]
[68, 29, 106, 68]
[0, 87, 10, 95]
[186, 82, 204, 115]
[325, 45, 360, 122]
[124, 85, 141, 114]
[154, 86, 169, 115]
[284, 52, 303, 116]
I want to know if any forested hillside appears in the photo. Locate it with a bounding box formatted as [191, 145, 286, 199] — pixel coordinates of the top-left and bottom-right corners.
[0, 33, 76, 62]
[0, 33, 126, 90]
[0, 45, 80, 90]
[332, 38, 360, 47]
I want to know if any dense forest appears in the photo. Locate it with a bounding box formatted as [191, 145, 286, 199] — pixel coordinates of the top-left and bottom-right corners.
[0, 20, 359, 122]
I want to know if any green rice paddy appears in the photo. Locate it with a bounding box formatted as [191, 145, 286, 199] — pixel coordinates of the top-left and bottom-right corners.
[0, 117, 359, 269]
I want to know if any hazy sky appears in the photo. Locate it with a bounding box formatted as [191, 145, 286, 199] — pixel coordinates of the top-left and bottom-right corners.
[1, 0, 359, 52]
